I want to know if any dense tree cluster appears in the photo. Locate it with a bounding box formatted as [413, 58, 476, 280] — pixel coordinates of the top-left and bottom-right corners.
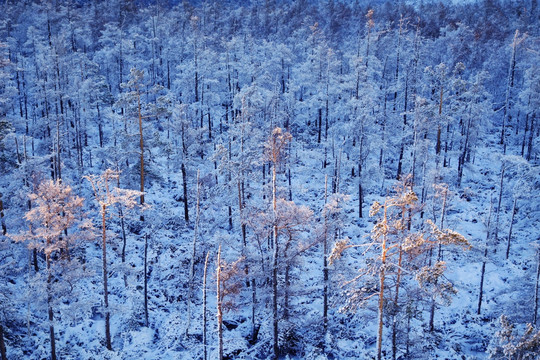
[0, 0, 539, 359]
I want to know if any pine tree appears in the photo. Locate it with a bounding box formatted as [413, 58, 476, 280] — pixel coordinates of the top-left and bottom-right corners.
[489, 315, 540, 359]
[185, 169, 201, 336]
[116, 68, 170, 211]
[215, 244, 243, 360]
[331, 176, 469, 360]
[320, 181, 348, 348]
[265, 127, 292, 359]
[534, 245, 540, 325]
[84, 169, 142, 350]
[11, 179, 94, 360]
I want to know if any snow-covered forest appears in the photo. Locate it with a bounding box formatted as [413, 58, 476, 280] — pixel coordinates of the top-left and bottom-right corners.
[0, 0, 539, 359]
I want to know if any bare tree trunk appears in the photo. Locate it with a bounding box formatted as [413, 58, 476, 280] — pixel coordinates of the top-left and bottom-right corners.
[458, 107, 472, 187]
[265, 128, 291, 359]
[428, 295, 436, 333]
[186, 170, 200, 336]
[526, 114, 535, 161]
[238, 179, 248, 283]
[443, 123, 451, 168]
[98, 106, 104, 148]
[377, 206, 389, 360]
[317, 108, 322, 144]
[202, 251, 209, 360]
[181, 162, 189, 222]
[46, 253, 57, 360]
[478, 198, 493, 315]
[436, 76, 444, 158]
[0, 193, 6, 235]
[56, 117, 62, 181]
[323, 175, 329, 338]
[33, 248, 38, 272]
[405, 304, 412, 358]
[144, 234, 149, 327]
[119, 205, 128, 287]
[395, 16, 405, 180]
[391, 244, 403, 360]
[272, 162, 279, 359]
[377, 254, 387, 360]
[0, 324, 6, 360]
[494, 165, 505, 245]
[391, 196, 412, 360]
[284, 249, 291, 320]
[101, 204, 112, 350]
[505, 196, 517, 259]
[137, 90, 145, 209]
[534, 246, 540, 325]
[113, 170, 130, 288]
[365, 10, 373, 70]
[396, 145, 404, 180]
[207, 113, 212, 140]
[521, 100, 530, 156]
[217, 244, 223, 360]
[380, 56, 389, 170]
[358, 182, 364, 218]
[501, 30, 519, 147]
[288, 167, 292, 201]
[324, 87, 329, 143]
[250, 278, 257, 344]
[228, 206, 232, 230]
[262, 163, 266, 200]
[429, 186, 449, 331]
[27, 193, 38, 272]
[194, 69, 199, 104]
[358, 131, 364, 218]
[410, 21, 421, 184]
[48, 305, 56, 360]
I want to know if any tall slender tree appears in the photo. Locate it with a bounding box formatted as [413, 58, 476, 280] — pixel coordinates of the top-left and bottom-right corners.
[331, 177, 469, 360]
[11, 179, 94, 360]
[264, 127, 291, 359]
[84, 169, 141, 350]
